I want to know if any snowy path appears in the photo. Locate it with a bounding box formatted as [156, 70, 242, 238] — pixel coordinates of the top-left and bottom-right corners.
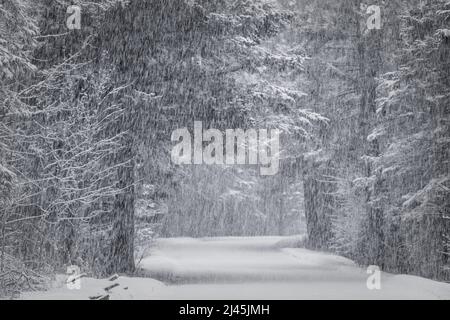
[137, 236, 450, 299]
[22, 236, 450, 300]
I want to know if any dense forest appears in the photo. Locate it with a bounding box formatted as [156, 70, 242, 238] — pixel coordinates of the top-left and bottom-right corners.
[0, 0, 448, 297]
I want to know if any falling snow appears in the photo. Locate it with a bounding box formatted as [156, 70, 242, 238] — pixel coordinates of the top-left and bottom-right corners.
[1, 0, 449, 300]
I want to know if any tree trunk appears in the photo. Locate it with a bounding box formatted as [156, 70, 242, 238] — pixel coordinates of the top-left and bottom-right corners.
[354, 0, 384, 266]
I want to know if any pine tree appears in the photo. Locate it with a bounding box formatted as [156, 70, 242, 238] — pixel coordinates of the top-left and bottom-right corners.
[374, 0, 449, 279]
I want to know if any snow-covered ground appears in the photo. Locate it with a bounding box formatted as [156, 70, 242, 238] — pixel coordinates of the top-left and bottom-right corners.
[22, 236, 450, 300]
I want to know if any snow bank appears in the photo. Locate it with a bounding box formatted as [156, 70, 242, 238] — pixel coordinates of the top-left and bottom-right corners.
[21, 275, 165, 300]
